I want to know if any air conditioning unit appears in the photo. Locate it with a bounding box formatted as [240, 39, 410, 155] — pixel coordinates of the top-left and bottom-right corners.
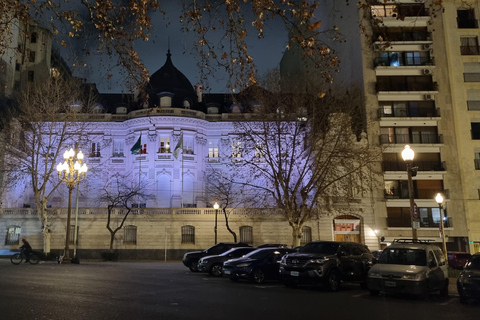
[373, 43, 383, 51]
[425, 94, 434, 100]
[423, 68, 432, 75]
[423, 44, 432, 50]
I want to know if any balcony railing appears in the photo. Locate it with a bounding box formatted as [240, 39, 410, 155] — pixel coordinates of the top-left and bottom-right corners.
[373, 31, 431, 42]
[380, 133, 443, 145]
[376, 82, 438, 92]
[377, 107, 439, 118]
[374, 57, 433, 68]
[387, 216, 453, 228]
[382, 161, 445, 172]
[384, 188, 443, 200]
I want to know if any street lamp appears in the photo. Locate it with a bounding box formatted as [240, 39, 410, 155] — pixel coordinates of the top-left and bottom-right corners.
[56, 148, 87, 263]
[213, 202, 219, 244]
[402, 145, 417, 240]
[435, 193, 448, 260]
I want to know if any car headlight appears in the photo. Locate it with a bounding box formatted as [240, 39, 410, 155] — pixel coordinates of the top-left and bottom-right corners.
[368, 272, 381, 278]
[236, 263, 251, 268]
[309, 259, 325, 264]
[458, 275, 471, 284]
[201, 260, 208, 264]
[401, 273, 423, 280]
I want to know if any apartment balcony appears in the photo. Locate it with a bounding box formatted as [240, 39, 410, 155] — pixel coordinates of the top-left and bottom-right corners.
[386, 216, 453, 228]
[377, 106, 439, 118]
[379, 133, 443, 145]
[376, 81, 438, 92]
[384, 188, 443, 200]
[382, 161, 445, 172]
[374, 56, 433, 68]
[373, 31, 431, 43]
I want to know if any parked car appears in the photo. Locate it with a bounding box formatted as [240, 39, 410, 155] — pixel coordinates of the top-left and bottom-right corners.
[182, 242, 252, 272]
[197, 247, 257, 276]
[448, 252, 471, 270]
[367, 239, 449, 298]
[457, 253, 480, 303]
[279, 240, 373, 291]
[257, 243, 289, 248]
[222, 247, 295, 284]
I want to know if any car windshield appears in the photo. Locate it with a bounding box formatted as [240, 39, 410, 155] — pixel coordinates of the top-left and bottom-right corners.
[299, 242, 339, 255]
[465, 256, 480, 270]
[219, 248, 238, 256]
[378, 248, 427, 266]
[244, 249, 276, 259]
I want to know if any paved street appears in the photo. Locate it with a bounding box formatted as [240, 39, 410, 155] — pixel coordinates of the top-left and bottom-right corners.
[0, 259, 478, 320]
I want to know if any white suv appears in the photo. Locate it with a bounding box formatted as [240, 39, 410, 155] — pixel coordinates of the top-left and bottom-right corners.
[367, 239, 449, 298]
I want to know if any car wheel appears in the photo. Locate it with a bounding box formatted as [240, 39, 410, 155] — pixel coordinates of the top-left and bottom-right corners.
[188, 260, 199, 272]
[370, 290, 380, 296]
[209, 263, 223, 277]
[440, 279, 449, 297]
[251, 268, 265, 284]
[325, 270, 340, 292]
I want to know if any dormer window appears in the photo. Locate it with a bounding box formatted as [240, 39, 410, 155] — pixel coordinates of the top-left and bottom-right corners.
[159, 93, 173, 107]
[183, 99, 191, 109]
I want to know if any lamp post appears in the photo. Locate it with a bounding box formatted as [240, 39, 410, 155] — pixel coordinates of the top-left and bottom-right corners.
[402, 145, 417, 240]
[435, 193, 448, 260]
[57, 148, 87, 263]
[213, 202, 219, 244]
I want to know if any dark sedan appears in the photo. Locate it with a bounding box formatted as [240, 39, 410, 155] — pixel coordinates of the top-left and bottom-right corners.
[222, 247, 294, 284]
[457, 253, 480, 304]
[197, 247, 257, 276]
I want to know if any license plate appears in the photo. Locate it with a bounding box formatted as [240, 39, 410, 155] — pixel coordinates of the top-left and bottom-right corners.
[384, 281, 396, 287]
[223, 270, 231, 275]
[290, 271, 299, 277]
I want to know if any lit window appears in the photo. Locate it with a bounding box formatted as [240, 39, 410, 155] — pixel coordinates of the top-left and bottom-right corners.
[113, 140, 124, 157]
[5, 226, 21, 245]
[231, 141, 242, 158]
[159, 137, 170, 153]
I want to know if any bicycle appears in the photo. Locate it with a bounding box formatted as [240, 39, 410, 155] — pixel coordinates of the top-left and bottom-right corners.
[11, 249, 40, 265]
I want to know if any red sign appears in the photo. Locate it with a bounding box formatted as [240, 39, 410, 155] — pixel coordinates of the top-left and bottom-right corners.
[412, 202, 419, 219]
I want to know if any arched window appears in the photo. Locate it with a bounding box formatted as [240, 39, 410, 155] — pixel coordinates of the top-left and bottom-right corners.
[239, 226, 253, 245]
[181, 225, 195, 244]
[124, 225, 137, 245]
[301, 226, 312, 245]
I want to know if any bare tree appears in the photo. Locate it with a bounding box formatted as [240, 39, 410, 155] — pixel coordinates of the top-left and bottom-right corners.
[226, 76, 379, 247]
[0, 77, 97, 253]
[99, 173, 150, 251]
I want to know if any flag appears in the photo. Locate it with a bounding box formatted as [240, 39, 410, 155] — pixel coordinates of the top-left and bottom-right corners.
[173, 133, 183, 159]
[130, 135, 142, 155]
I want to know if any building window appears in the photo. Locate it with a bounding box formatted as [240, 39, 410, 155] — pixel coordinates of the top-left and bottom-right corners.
[29, 51, 36, 63]
[15, 62, 20, 71]
[208, 140, 219, 158]
[184, 137, 194, 154]
[474, 151, 480, 170]
[231, 141, 242, 158]
[301, 226, 312, 245]
[458, 9, 478, 28]
[124, 225, 137, 245]
[472, 122, 480, 139]
[69, 225, 78, 245]
[113, 140, 124, 157]
[181, 225, 195, 244]
[90, 142, 101, 157]
[30, 32, 37, 43]
[159, 137, 170, 153]
[461, 36, 480, 55]
[28, 71, 34, 82]
[254, 142, 264, 159]
[5, 226, 21, 245]
[239, 226, 253, 244]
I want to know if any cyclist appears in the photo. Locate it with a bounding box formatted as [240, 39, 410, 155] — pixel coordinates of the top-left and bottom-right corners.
[20, 238, 32, 263]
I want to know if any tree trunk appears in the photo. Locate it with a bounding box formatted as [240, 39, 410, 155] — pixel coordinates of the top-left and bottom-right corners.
[223, 209, 237, 242]
[291, 224, 303, 248]
[109, 232, 116, 251]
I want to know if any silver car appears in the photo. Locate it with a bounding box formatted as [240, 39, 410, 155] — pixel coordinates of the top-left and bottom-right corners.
[367, 239, 449, 298]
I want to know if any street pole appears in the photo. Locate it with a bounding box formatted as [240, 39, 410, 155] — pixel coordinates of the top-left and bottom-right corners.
[214, 202, 219, 244]
[64, 185, 74, 263]
[402, 145, 417, 240]
[436, 193, 448, 262]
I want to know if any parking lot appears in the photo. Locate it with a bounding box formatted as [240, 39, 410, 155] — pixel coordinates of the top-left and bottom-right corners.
[0, 259, 478, 320]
